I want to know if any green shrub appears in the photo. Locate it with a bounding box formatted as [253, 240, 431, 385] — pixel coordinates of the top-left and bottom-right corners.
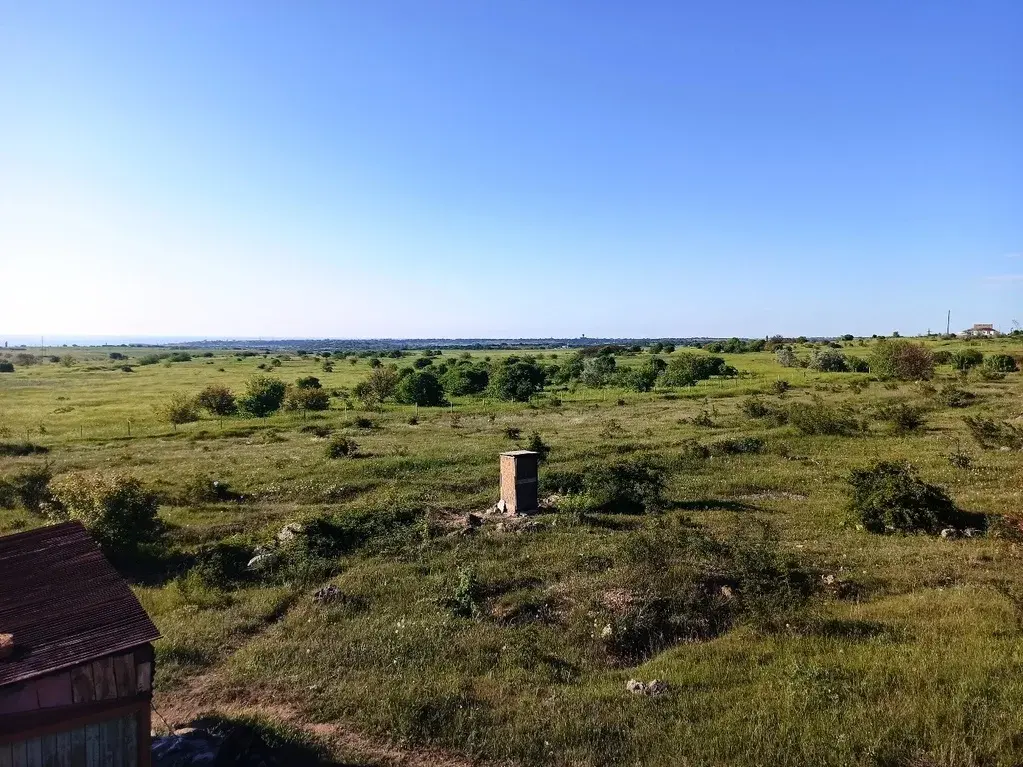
[938, 385, 975, 408]
[581, 355, 617, 388]
[677, 439, 711, 466]
[0, 442, 49, 457]
[180, 474, 236, 504]
[159, 393, 200, 429]
[0, 466, 53, 511]
[196, 385, 237, 416]
[788, 399, 862, 436]
[285, 386, 330, 412]
[582, 460, 665, 514]
[874, 403, 926, 434]
[526, 432, 551, 463]
[449, 566, 484, 619]
[985, 354, 1018, 373]
[952, 349, 984, 371]
[296, 376, 322, 389]
[354, 366, 399, 405]
[49, 472, 165, 556]
[932, 350, 954, 366]
[441, 363, 489, 395]
[807, 349, 848, 372]
[192, 540, 254, 588]
[238, 376, 287, 417]
[598, 520, 813, 662]
[0, 361, 14, 373]
[395, 371, 446, 406]
[963, 417, 1023, 449]
[846, 356, 869, 373]
[847, 461, 977, 534]
[541, 469, 585, 496]
[325, 436, 359, 459]
[869, 340, 935, 381]
[709, 436, 765, 455]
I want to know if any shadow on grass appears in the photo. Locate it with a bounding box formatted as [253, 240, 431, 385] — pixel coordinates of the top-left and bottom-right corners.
[178, 715, 362, 766]
[672, 499, 758, 513]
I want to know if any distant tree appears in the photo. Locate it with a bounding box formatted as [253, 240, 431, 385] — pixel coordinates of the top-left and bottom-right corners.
[286, 386, 330, 412]
[321, 361, 335, 372]
[238, 376, 288, 417]
[369, 358, 382, 369]
[108, 352, 126, 360]
[159, 392, 200, 429]
[441, 363, 489, 395]
[775, 348, 799, 368]
[662, 343, 676, 354]
[196, 385, 237, 416]
[296, 376, 322, 389]
[60, 355, 77, 367]
[413, 357, 434, 369]
[582, 355, 617, 388]
[395, 371, 446, 406]
[807, 349, 849, 373]
[488, 357, 547, 402]
[616, 360, 660, 392]
[354, 365, 399, 405]
[745, 339, 766, 352]
[869, 340, 935, 381]
[841, 334, 855, 342]
[649, 342, 664, 354]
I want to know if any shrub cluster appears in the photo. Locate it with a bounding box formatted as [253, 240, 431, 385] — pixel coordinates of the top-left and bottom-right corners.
[847, 461, 979, 534]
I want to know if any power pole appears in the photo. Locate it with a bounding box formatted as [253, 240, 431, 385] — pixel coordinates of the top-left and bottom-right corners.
[946, 310, 950, 336]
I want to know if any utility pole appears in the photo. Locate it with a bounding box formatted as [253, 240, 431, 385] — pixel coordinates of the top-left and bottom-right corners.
[946, 311, 951, 336]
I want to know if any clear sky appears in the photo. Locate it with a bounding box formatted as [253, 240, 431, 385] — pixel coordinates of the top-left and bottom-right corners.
[1, 1, 1020, 340]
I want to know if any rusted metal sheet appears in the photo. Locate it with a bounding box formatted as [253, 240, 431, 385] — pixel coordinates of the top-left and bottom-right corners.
[0, 523, 160, 688]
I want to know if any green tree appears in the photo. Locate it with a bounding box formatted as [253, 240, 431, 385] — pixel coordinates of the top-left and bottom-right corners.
[488, 358, 547, 402]
[354, 365, 399, 405]
[582, 355, 616, 388]
[159, 392, 200, 429]
[869, 340, 935, 381]
[196, 385, 237, 416]
[238, 376, 288, 417]
[396, 371, 446, 406]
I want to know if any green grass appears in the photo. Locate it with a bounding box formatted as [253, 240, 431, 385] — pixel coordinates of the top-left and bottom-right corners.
[3, 338, 1023, 765]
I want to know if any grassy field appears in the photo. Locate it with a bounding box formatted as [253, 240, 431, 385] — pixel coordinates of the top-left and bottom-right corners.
[3, 338, 1023, 766]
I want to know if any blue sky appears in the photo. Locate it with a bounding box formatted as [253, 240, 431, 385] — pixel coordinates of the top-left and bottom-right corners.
[1, 1, 1020, 340]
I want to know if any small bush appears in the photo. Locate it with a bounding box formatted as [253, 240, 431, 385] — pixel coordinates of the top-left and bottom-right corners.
[449, 566, 484, 619]
[0, 442, 49, 457]
[948, 447, 973, 469]
[180, 474, 236, 504]
[0, 362, 14, 373]
[963, 416, 1023, 450]
[951, 349, 984, 372]
[192, 540, 253, 588]
[296, 376, 321, 389]
[772, 380, 791, 394]
[932, 350, 953, 366]
[874, 402, 926, 434]
[197, 385, 237, 416]
[847, 461, 977, 534]
[504, 427, 522, 440]
[583, 460, 665, 514]
[0, 466, 53, 511]
[49, 472, 165, 557]
[286, 386, 330, 412]
[710, 436, 765, 455]
[326, 436, 359, 459]
[678, 439, 711, 466]
[352, 416, 374, 429]
[159, 393, 200, 429]
[526, 432, 551, 463]
[238, 376, 287, 417]
[788, 399, 862, 436]
[937, 385, 975, 408]
[541, 469, 585, 496]
[985, 354, 1018, 373]
[299, 424, 332, 438]
[807, 349, 848, 372]
[869, 340, 934, 381]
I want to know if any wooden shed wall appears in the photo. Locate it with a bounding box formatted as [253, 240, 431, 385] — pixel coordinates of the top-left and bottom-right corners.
[0, 713, 139, 767]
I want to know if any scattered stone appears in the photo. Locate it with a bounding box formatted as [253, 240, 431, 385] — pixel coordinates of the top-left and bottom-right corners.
[313, 584, 343, 604]
[719, 585, 735, 599]
[822, 574, 836, 586]
[963, 528, 981, 538]
[465, 513, 483, 528]
[495, 499, 507, 514]
[626, 678, 670, 696]
[1000, 446, 1012, 452]
[0, 633, 13, 660]
[940, 528, 958, 539]
[277, 522, 303, 544]
[246, 553, 277, 570]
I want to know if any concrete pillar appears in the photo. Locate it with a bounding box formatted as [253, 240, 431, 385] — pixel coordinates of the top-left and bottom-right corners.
[500, 450, 538, 514]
